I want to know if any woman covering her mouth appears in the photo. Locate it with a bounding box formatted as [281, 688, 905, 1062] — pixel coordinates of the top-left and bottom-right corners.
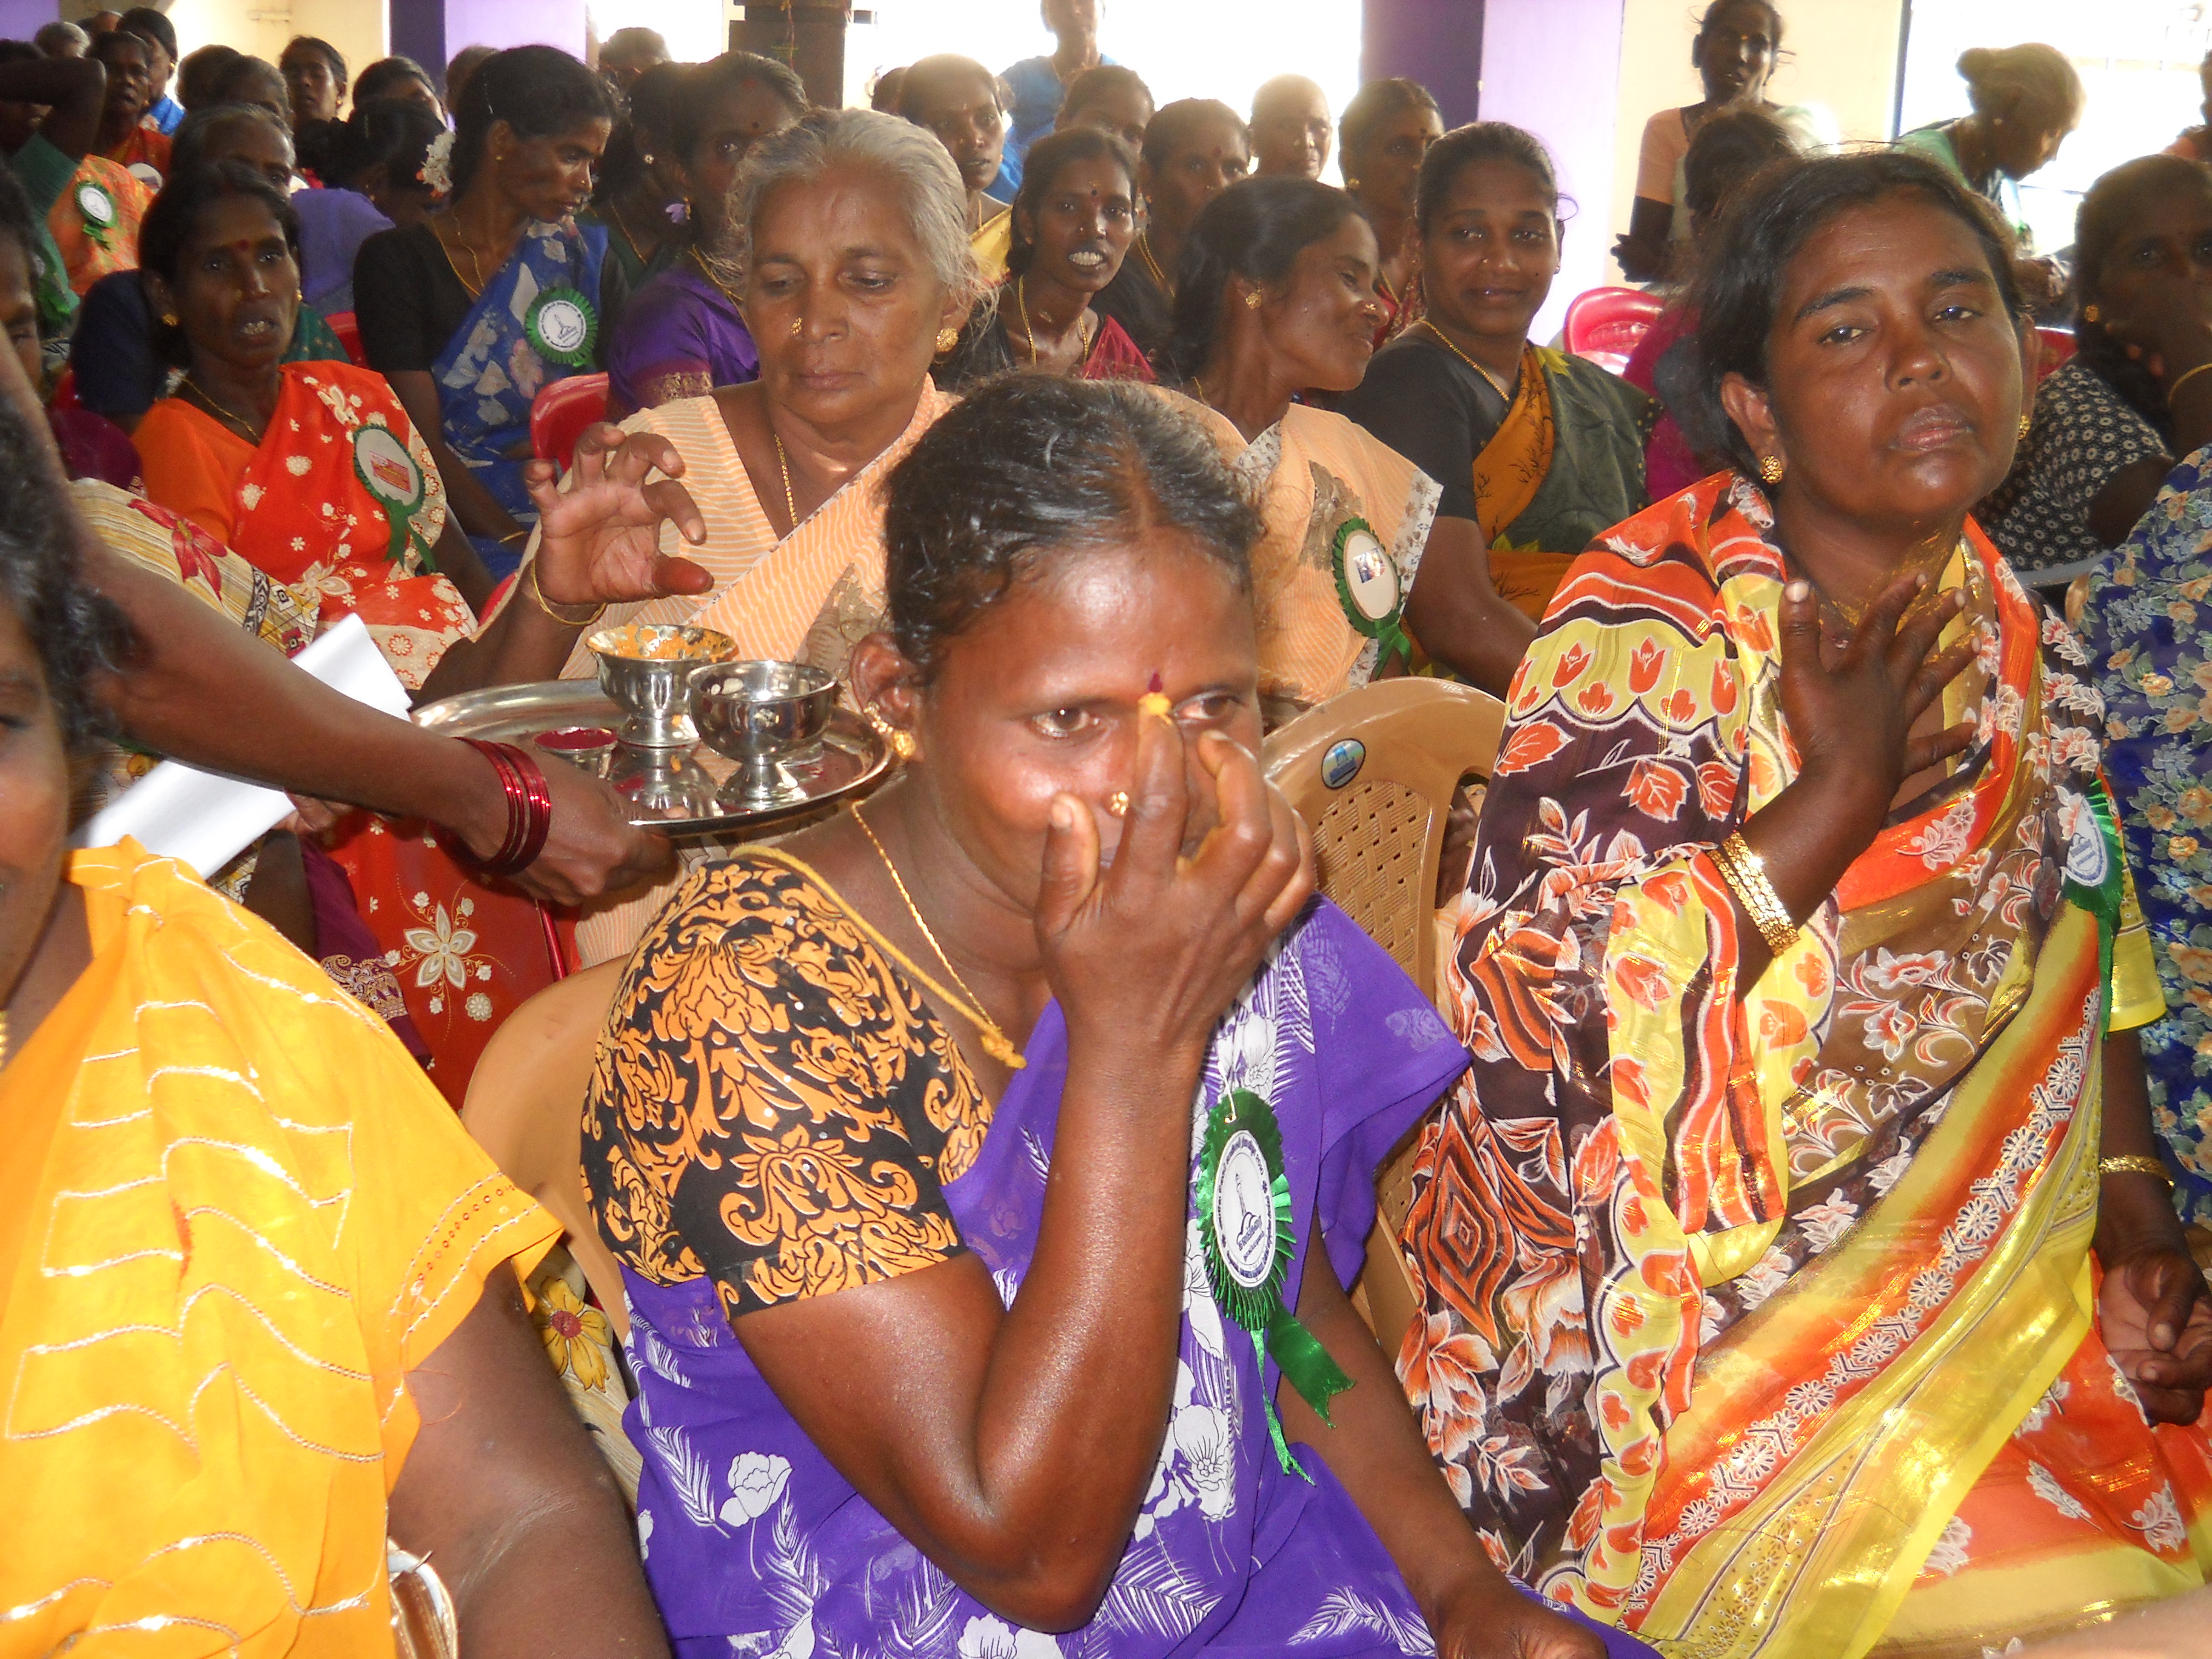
[1339, 122, 1654, 625]
[937, 124, 1154, 389]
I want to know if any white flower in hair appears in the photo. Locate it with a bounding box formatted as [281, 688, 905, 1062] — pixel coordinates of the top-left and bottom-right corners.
[420, 129, 455, 195]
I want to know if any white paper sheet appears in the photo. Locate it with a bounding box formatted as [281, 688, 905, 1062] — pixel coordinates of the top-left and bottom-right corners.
[78, 614, 412, 877]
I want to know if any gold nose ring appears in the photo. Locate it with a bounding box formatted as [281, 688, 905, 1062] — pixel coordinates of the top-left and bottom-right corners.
[1107, 791, 1130, 819]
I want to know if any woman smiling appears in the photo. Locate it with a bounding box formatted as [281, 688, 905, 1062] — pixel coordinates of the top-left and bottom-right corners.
[939, 125, 1151, 387]
[1341, 124, 1651, 623]
[1400, 150, 2211, 1654]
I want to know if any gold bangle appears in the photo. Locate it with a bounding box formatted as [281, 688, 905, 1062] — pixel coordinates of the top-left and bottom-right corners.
[1712, 831, 1799, 955]
[526, 559, 605, 628]
[2167, 360, 2212, 402]
[2097, 1155, 2173, 1186]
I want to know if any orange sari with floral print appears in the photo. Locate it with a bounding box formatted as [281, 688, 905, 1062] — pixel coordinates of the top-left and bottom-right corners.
[1396, 472, 2205, 1658]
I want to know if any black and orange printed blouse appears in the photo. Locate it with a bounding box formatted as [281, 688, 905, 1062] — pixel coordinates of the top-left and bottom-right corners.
[584, 850, 993, 1321]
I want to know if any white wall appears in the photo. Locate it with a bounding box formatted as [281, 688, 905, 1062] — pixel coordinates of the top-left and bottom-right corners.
[165, 0, 389, 99]
[1606, 0, 1905, 280]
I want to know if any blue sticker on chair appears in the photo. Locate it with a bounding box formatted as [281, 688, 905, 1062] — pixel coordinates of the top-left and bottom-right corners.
[1319, 738, 1366, 789]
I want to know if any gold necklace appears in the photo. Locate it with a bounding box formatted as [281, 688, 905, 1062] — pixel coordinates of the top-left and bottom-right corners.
[1133, 230, 1171, 296]
[1011, 274, 1094, 369]
[183, 375, 267, 438]
[850, 805, 1026, 1069]
[771, 429, 799, 531]
[607, 198, 653, 269]
[690, 246, 746, 312]
[436, 218, 491, 295]
[1418, 320, 1515, 400]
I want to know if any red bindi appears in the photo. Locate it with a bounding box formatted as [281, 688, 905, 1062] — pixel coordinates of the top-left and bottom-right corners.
[1147, 671, 1163, 694]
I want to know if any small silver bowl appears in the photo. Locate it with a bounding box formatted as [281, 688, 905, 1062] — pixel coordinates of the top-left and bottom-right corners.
[586, 623, 739, 748]
[692, 660, 839, 808]
[606, 745, 724, 820]
[533, 725, 618, 777]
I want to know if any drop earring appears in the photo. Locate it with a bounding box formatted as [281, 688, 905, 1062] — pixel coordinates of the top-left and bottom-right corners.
[2082, 303, 2101, 324]
[1758, 454, 1785, 485]
[2018, 412, 2033, 439]
[1244, 291, 1262, 310]
[863, 705, 917, 762]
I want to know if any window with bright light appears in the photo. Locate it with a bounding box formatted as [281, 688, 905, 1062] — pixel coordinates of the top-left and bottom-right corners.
[1898, 0, 2210, 255]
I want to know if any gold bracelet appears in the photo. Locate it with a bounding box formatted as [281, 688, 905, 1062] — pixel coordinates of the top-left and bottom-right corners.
[1712, 831, 1799, 955]
[2167, 360, 2212, 403]
[526, 559, 605, 628]
[2097, 1154, 2173, 1186]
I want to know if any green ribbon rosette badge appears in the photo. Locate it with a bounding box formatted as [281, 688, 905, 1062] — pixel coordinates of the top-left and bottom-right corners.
[1332, 517, 1413, 669]
[525, 287, 598, 369]
[1196, 1087, 1353, 1480]
[75, 181, 116, 252]
[352, 423, 432, 570]
[2060, 775, 2127, 996]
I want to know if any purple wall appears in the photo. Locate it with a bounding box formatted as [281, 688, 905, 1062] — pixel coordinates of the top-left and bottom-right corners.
[1362, 0, 1482, 129]
[0, 0, 56, 38]
[1477, 0, 1626, 338]
[391, 0, 589, 87]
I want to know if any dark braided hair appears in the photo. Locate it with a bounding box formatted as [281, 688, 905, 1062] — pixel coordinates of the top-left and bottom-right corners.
[1674, 149, 2023, 478]
[883, 377, 1259, 683]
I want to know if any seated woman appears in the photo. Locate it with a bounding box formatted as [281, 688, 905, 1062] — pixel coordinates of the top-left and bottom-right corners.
[70, 103, 346, 434]
[585, 372, 1646, 1659]
[1168, 175, 1534, 709]
[583, 60, 686, 293]
[604, 51, 807, 418]
[901, 53, 1011, 242]
[294, 96, 449, 319]
[1093, 97, 1247, 363]
[1339, 124, 1652, 625]
[1612, 0, 1829, 283]
[0, 387, 666, 1658]
[354, 45, 623, 581]
[937, 125, 1151, 387]
[2072, 273, 2212, 1230]
[1337, 78, 1442, 344]
[1399, 150, 2212, 1654]
[1895, 42, 2080, 306]
[90, 25, 166, 184]
[1250, 73, 1332, 181]
[352, 53, 445, 118]
[1983, 156, 2208, 588]
[1056, 62, 1153, 155]
[132, 164, 492, 648]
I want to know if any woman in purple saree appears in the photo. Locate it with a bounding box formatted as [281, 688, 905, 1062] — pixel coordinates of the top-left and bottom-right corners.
[571, 377, 1651, 1658]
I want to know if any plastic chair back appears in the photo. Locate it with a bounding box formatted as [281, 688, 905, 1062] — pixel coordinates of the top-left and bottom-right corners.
[531, 372, 610, 471]
[460, 957, 629, 1339]
[324, 310, 364, 367]
[1262, 678, 1504, 1356]
[2034, 324, 2077, 384]
[1563, 285, 1665, 375]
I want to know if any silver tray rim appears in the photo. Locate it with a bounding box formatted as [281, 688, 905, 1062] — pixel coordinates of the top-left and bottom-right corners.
[413, 680, 891, 838]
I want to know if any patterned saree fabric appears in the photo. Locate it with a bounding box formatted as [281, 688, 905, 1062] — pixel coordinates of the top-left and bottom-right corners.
[585, 851, 1493, 1658]
[132, 360, 475, 691]
[2074, 443, 2212, 1227]
[49, 155, 150, 297]
[1179, 397, 1442, 713]
[1395, 472, 2203, 1658]
[0, 843, 557, 1657]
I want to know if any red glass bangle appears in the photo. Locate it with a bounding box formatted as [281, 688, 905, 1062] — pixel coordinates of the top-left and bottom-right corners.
[450, 738, 554, 877]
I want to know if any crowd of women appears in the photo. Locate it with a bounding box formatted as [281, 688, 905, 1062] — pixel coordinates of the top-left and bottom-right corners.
[5, 2, 2212, 1657]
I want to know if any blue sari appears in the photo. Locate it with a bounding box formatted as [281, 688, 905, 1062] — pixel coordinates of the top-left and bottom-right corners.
[432, 216, 607, 580]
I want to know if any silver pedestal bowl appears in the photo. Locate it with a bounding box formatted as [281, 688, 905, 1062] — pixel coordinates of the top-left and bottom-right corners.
[692, 660, 840, 809]
[586, 622, 739, 748]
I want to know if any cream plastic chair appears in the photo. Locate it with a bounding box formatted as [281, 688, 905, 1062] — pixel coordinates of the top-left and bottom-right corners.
[461, 957, 631, 1341]
[1262, 677, 1506, 1359]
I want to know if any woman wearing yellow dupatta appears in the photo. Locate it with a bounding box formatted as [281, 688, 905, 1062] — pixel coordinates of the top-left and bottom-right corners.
[1166, 175, 1535, 714]
[1341, 124, 1652, 626]
[445, 107, 982, 963]
[1397, 152, 2212, 1657]
[0, 398, 665, 1657]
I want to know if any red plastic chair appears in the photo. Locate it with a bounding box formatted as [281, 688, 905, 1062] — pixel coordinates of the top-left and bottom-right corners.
[2033, 324, 2077, 384]
[324, 310, 365, 366]
[529, 372, 609, 472]
[1563, 286, 1666, 375]
[48, 367, 78, 411]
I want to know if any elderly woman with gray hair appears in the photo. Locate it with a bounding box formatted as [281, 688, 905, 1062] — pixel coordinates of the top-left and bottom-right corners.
[447, 106, 988, 960]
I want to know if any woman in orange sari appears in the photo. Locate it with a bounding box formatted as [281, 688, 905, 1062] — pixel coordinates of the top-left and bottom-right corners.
[1396, 150, 2211, 1657]
[131, 160, 560, 1104]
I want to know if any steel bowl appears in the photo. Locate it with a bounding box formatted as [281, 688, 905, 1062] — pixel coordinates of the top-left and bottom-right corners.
[692, 660, 840, 808]
[586, 623, 738, 748]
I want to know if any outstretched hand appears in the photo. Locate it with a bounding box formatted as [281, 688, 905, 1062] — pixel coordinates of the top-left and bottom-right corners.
[1033, 705, 1312, 1063]
[524, 424, 716, 609]
[1775, 570, 1977, 831]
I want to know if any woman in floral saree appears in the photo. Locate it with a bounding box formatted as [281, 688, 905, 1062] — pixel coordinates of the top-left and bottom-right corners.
[1398, 151, 2212, 1658]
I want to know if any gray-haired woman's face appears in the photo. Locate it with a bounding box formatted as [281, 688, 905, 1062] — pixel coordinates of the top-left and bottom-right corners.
[746, 162, 966, 426]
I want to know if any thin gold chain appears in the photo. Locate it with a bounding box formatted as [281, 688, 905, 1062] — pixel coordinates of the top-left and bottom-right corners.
[850, 805, 1026, 1070]
[771, 429, 798, 529]
[1013, 275, 1093, 372]
[183, 375, 267, 438]
[1133, 230, 1171, 295]
[689, 246, 746, 312]
[434, 217, 489, 295]
[1418, 320, 1513, 401]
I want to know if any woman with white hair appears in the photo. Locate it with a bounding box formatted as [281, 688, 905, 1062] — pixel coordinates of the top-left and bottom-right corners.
[449, 106, 987, 961]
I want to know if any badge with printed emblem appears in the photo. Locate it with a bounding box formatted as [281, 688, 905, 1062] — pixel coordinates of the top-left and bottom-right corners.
[75, 181, 116, 249]
[1196, 1088, 1353, 1478]
[353, 423, 431, 568]
[1331, 517, 1413, 667]
[525, 287, 598, 367]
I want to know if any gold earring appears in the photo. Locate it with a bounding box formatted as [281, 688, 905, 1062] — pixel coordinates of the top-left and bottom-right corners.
[935, 325, 960, 354]
[159, 312, 178, 326]
[2081, 303, 2100, 324]
[1107, 790, 1130, 819]
[2018, 411, 2034, 439]
[1244, 291, 1262, 310]
[864, 704, 917, 762]
[1758, 454, 1785, 485]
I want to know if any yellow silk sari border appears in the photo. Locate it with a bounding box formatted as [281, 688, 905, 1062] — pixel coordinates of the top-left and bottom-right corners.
[1636, 902, 2109, 1659]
